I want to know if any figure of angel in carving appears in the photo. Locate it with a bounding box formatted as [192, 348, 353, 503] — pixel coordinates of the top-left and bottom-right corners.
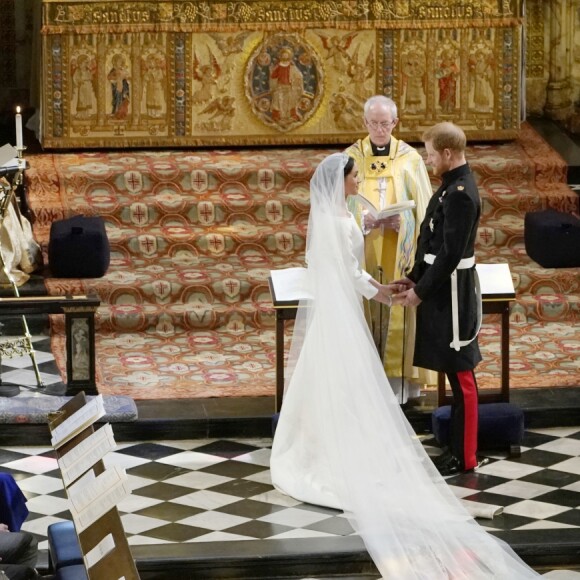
[107, 54, 130, 119]
[72, 54, 97, 119]
[199, 95, 235, 130]
[435, 49, 459, 114]
[401, 49, 426, 114]
[319, 32, 358, 73]
[468, 49, 495, 112]
[211, 32, 251, 74]
[330, 93, 362, 132]
[192, 50, 222, 104]
[270, 47, 304, 124]
[142, 54, 166, 118]
[346, 45, 374, 99]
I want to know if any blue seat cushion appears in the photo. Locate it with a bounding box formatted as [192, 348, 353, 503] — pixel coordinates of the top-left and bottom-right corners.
[47, 521, 83, 570]
[432, 402, 524, 450]
[55, 564, 89, 580]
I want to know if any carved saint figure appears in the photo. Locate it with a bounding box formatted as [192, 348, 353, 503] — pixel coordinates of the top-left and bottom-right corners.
[72, 54, 96, 119]
[401, 50, 426, 114]
[436, 50, 459, 114]
[468, 49, 494, 112]
[142, 54, 166, 118]
[71, 321, 90, 380]
[107, 54, 130, 119]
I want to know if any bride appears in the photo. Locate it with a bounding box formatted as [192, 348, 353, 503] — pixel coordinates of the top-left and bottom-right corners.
[270, 152, 575, 579]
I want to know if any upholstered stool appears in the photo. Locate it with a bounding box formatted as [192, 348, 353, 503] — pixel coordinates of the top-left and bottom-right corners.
[432, 402, 524, 457]
[47, 520, 83, 572]
[55, 565, 89, 580]
[49, 215, 110, 278]
[524, 209, 580, 268]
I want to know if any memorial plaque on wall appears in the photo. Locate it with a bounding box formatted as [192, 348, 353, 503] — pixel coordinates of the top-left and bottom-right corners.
[40, 0, 523, 148]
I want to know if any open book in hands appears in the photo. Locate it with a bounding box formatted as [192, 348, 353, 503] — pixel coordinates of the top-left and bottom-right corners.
[353, 194, 416, 220]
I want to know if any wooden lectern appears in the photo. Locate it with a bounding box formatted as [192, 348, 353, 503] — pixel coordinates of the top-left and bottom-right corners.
[269, 263, 516, 412]
[48, 392, 140, 580]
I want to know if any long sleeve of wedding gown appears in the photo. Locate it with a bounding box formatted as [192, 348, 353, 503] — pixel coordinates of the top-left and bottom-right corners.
[346, 214, 378, 300]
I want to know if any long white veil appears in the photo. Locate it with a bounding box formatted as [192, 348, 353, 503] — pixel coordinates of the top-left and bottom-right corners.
[271, 153, 545, 578]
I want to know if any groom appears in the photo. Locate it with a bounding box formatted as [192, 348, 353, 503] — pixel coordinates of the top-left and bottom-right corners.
[392, 122, 482, 476]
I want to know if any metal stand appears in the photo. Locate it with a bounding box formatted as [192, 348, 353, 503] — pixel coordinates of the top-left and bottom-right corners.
[0, 146, 44, 395]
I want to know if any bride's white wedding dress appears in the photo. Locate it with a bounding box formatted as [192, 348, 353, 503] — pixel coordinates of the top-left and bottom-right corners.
[270, 153, 579, 579]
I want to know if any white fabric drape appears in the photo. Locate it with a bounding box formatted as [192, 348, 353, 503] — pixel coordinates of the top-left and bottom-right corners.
[270, 152, 570, 579]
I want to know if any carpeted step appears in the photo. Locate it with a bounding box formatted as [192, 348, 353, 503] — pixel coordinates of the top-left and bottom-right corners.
[477, 320, 579, 389]
[104, 222, 308, 261]
[50, 326, 281, 399]
[478, 244, 579, 295]
[480, 183, 578, 219]
[44, 252, 304, 332]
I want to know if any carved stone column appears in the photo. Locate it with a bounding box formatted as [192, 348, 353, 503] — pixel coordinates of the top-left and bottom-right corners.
[569, 0, 580, 133]
[544, 0, 573, 120]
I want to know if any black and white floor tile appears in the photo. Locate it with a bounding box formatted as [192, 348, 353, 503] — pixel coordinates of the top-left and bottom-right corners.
[0, 427, 578, 552]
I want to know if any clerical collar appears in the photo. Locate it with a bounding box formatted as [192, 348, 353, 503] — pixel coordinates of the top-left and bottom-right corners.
[371, 141, 390, 156]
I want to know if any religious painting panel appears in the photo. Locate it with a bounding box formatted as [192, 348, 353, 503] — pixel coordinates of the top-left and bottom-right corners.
[40, 0, 523, 148]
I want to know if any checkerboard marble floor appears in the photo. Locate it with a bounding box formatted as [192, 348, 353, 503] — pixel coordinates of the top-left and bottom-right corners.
[1, 333, 580, 577]
[1, 427, 579, 553]
[0, 335, 63, 393]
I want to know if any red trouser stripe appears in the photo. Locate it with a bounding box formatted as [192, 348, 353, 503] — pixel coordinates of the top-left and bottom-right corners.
[455, 369, 478, 470]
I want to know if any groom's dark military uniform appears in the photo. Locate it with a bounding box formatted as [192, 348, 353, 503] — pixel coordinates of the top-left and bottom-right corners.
[407, 163, 481, 471]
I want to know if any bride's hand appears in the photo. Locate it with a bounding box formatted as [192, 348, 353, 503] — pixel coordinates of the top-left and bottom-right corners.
[374, 284, 393, 306]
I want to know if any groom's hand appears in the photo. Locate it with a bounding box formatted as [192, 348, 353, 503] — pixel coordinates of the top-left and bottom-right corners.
[392, 288, 421, 307]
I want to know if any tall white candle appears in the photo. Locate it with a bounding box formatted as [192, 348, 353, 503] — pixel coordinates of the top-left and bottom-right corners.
[15, 106, 23, 149]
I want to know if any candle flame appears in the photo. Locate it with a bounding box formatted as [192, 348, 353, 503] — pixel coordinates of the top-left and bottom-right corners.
[16, 106, 21, 114]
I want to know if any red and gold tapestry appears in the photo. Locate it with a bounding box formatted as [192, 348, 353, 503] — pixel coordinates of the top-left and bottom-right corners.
[40, 0, 523, 148]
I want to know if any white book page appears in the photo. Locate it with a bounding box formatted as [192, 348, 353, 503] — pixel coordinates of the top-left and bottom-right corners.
[51, 395, 106, 448]
[84, 533, 115, 569]
[270, 267, 311, 302]
[476, 263, 515, 297]
[354, 194, 415, 220]
[69, 467, 130, 533]
[58, 424, 117, 486]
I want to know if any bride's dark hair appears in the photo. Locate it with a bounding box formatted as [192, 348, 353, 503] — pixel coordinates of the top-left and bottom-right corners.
[343, 155, 355, 177]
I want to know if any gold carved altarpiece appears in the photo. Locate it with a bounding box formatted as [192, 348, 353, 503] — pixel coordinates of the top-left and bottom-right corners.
[40, 0, 523, 148]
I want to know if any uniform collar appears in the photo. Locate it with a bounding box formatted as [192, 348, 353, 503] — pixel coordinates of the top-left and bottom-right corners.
[441, 163, 470, 187]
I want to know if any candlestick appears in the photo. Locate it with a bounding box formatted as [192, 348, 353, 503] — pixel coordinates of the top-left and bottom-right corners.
[15, 106, 23, 149]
